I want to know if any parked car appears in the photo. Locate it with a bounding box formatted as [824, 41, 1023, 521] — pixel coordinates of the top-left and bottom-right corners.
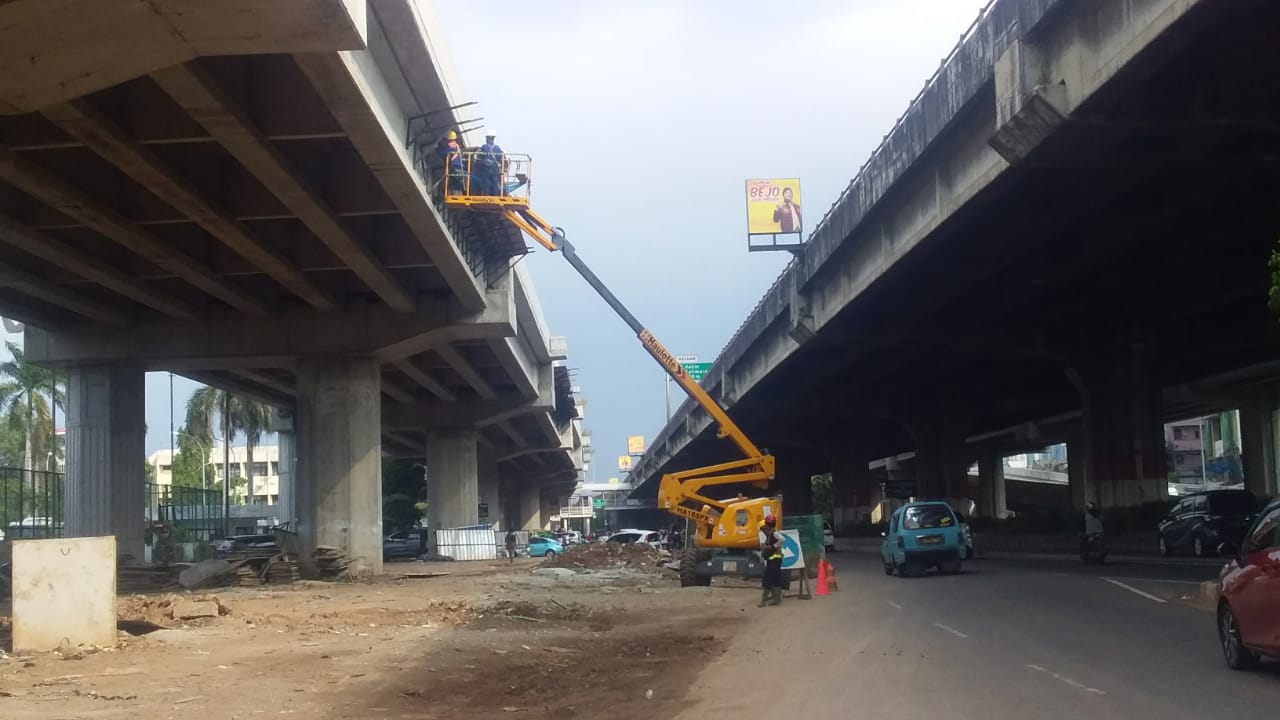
[527, 535, 564, 558]
[1216, 496, 1280, 670]
[1158, 489, 1259, 557]
[881, 502, 965, 577]
[606, 529, 661, 548]
[823, 522, 836, 553]
[383, 530, 422, 561]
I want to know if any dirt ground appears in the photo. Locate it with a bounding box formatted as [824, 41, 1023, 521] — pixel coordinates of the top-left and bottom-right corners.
[0, 555, 762, 720]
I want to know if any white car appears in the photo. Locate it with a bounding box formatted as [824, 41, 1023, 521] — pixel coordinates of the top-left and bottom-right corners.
[824, 523, 836, 552]
[606, 529, 662, 549]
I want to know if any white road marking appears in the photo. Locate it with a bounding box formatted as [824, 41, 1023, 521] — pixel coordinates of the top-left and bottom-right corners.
[1104, 576, 1200, 585]
[1026, 664, 1106, 695]
[885, 599, 902, 610]
[933, 622, 969, 639]
[1101, 577, 1168, 603]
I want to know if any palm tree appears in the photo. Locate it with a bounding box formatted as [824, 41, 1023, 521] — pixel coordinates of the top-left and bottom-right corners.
[185, 387, 273, 504]
[0, 342, 61, 483]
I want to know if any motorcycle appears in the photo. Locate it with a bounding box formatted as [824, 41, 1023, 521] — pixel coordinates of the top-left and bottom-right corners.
[1080, 532, 1107, 564]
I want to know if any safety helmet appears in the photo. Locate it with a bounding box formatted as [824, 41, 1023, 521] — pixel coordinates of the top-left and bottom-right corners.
[446, 130, 458, 140]
[763, 514, 777, 526]
[485, 130, 496, 138]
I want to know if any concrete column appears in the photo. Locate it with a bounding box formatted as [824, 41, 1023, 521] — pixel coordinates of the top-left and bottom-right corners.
[271, 408, 297, 527]
[771, 446, 821, 517]
[518, 485, 542, 531]
[912, 422, 971, 506]
[477, 446, 500, 529]
[976, 453, 1007, 519]
[64, 364, 145, 561]
[1240, 398, 1278, 499]
[295, 357, 382, 576]
[829, 446, 876, 528]
[1072, 340, 1166, 508]
[425, 428, 479, 552]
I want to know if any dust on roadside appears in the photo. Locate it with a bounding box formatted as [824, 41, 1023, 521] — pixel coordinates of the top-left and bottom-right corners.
[0, 553, 755, 719]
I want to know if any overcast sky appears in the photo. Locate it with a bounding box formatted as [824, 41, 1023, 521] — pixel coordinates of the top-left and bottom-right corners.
[2, 0, 991, 465]
[434, 0, 990, 478]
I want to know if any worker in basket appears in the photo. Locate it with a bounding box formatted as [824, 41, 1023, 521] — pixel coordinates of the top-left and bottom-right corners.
[475, 130, 506, 196]
[758, 515, 784, 607]
[437, 130, 465, 194]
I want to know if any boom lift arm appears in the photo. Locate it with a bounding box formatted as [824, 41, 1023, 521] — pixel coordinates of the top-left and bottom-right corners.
[505, 207, 777, 546]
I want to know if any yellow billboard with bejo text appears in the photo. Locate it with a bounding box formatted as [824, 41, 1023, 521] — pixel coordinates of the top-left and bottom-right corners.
[745, 178, 802, 235]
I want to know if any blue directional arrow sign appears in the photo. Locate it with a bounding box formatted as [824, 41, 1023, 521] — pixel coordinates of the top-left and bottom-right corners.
[779, 529, 805, 570]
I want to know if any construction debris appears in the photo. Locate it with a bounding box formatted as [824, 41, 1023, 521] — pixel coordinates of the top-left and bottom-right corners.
[170, 600, 219, 620]
[313, 547, 351, 579]
[178, 560, 236, 590]
[540, 542, 666, 572]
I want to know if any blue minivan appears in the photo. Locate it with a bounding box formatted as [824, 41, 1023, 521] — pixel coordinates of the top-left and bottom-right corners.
[881, 502, 965, 577]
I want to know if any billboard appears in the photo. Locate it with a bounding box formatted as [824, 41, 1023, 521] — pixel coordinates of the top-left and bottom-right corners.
[617, 455, 632, 472]
[627, 435, 645, 455]
[745, 178, 802, 235]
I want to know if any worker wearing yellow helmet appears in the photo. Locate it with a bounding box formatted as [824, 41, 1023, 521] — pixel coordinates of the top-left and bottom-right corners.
[437, 130, 464, 193]
[758, 515, 784, 607]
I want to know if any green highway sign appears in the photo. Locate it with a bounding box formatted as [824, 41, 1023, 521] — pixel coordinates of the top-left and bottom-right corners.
[681, 362, 712, 382]
[592, 497, 605, 509]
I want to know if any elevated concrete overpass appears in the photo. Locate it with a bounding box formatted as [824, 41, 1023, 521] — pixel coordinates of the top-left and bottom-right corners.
[633, 0, 1280, 519]
[0, 0, 580, 571]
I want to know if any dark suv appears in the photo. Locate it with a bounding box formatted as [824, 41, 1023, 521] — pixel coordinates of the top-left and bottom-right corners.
[1158, 490, 1259, 557]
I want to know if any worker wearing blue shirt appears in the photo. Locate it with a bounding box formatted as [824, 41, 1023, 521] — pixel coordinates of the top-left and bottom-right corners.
[475, 131, 505, 196]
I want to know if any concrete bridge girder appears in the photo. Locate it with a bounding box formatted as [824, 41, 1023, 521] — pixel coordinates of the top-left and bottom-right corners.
[631, 0, 1252, 501]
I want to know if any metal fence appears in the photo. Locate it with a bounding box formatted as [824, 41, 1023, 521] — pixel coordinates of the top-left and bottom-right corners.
[432, 525, 503, 561]
[0, 467, 64, 540]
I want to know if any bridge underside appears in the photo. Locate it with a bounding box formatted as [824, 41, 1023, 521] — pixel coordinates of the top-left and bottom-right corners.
[634, 0, 1280, 516]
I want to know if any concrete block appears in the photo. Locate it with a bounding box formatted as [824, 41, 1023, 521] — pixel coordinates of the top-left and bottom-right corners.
[11, 536, 117, 653]
[171, 600, 220, 620]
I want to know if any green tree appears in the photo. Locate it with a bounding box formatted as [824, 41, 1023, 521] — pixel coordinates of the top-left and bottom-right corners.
[383, 458, 427, 530]
[170, 426, 208, 489]
[185, 387, 273, 503]
[0, 341, 62, 482]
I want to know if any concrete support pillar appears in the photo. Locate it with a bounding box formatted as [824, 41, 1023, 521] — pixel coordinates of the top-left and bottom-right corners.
[272, 408, 297, 527]
[64, 364, 145, 562]
[1240, 398, 1278, 499]
[477, 446, 500, 529]
[976, 453, 1007, 519]
[295, 357, 382, 576]
[829, 446, 877, 528]
[911, 422, 971, 506]
[772, 447, 821, 517]
[425, 428, 479, 552]
[518, 485, 542, 531]
[1071, 339, 1166, 508]
[1067, 426, 1088, 511]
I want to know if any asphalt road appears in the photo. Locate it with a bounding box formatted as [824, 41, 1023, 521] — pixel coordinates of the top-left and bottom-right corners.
[675, 553, 1280, 719]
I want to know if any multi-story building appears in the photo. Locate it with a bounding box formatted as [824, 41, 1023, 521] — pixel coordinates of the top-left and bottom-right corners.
[146, 445, 282, 505]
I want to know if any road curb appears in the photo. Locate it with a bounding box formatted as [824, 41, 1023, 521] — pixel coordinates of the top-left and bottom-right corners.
[1199, 580, 1221, 605]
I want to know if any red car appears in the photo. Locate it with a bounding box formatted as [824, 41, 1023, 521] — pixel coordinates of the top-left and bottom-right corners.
[1217, 497, 1280, 670]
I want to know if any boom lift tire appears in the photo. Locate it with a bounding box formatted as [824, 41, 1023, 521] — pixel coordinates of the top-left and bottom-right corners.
[679, 547, 712, 587]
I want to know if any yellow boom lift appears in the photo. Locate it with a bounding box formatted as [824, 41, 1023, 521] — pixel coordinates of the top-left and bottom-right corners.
[444, 152, 780, 586]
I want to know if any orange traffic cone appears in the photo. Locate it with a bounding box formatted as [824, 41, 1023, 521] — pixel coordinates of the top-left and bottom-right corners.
[815, 557, 830, 596]
[825, 558, 839, 591]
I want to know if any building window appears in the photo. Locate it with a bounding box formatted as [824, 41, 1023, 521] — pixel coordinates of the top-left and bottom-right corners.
[250, 462, 269, 477]
[1173, 427, 1184, 441]
[270, 462, 279, 476]
[159, 464, 171, 472]
[1193, 428, 1201, 440]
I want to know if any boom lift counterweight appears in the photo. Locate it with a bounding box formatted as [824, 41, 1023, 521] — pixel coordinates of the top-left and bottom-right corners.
[444, 153, 779, 586]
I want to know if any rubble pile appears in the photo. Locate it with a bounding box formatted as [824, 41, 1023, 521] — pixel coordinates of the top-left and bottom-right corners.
[117, 593, 231, 625]
[540, 542, 666, 571]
